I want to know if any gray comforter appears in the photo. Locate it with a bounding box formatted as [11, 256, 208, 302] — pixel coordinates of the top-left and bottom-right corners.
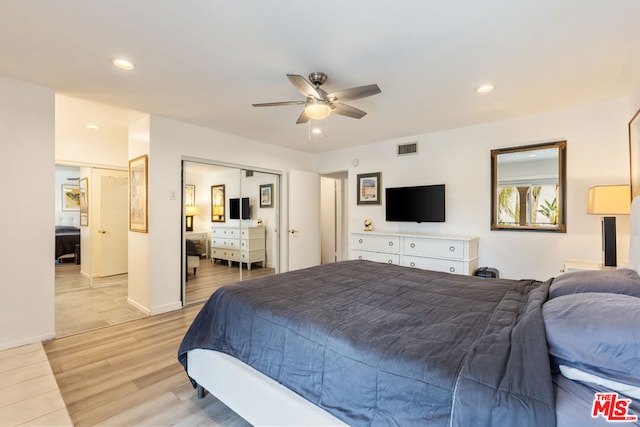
[178, 260, 555, 426]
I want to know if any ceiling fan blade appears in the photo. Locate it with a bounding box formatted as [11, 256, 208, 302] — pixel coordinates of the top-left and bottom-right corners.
[287, 74, 322, 99]
[296, 110, 309, 124]
[252, 101, 305, 107]
[331, 103, 367, 119]
[328, 84, 381, 102]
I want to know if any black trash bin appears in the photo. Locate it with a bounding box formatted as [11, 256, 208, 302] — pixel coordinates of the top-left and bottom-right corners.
[474, 267, 499, 279]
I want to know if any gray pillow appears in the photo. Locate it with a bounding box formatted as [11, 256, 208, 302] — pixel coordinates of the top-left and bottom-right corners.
[543, 293, 640, 387]
[549, 268, 640, 299]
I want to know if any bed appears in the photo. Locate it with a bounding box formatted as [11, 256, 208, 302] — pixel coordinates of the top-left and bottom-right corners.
[55, 225, 80, 261]
[178, 201, 640, 426]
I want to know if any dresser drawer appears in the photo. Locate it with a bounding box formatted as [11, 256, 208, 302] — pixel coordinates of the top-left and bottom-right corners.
[352, 234, 400, 254]
[211, 237, 239, 249]
[352, 249, 399, 265]
[211, 248, 239, 261]
[403, 238, 464, 260]
[401, 255, 469, 275]
[240, 227, 265, 238]
[211, 227, 239, 238]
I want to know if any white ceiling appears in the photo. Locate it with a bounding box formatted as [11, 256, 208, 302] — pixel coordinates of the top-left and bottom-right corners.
[2, 1, 639, 154]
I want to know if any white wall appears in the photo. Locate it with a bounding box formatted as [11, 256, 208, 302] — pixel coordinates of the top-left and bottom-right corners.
[0, 76, 55, 350]
[143, 116, 312, 315]
[315, 97, 632, 280]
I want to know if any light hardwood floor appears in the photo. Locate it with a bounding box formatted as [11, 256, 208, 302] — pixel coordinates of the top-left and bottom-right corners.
[0, 343, 72, 426]
[55, 259, 275, 337]
[44, 303, 251, 426]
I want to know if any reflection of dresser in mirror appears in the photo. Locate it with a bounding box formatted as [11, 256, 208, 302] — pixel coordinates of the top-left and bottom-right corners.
[210, 226, 265, 270]
[186, 231, 209, 258]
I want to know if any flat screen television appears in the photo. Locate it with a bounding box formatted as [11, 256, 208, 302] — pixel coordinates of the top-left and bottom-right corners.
[229, 197, 250, 219]
[385, 184, 445, 223]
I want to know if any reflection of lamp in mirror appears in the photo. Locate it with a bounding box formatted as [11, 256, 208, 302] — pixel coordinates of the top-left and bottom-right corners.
[185, 205, 199, 231]
[587, 185, 630, 267]
[212, 205, 224, 221]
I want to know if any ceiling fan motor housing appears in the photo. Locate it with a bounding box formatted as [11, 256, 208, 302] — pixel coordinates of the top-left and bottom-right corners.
[309, 72, 327, 86]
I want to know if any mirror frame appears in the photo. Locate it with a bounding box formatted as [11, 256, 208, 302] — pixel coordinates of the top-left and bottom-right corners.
[491, 140, 567, 233]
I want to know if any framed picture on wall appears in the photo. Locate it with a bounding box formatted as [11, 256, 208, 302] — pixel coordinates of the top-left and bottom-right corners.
[129, 154, 148, 233]
[79, 177, 89, 226]
[211, 184, 225, 222]
[357, 172, 382, 205]
[62, 183, 80, 211]
[630, 107, 640, 200]
[185, 184, 195, 206]
[260, 184, 273, 208]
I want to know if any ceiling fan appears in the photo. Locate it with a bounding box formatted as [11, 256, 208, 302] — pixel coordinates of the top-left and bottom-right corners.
[252, 72, 381, 124]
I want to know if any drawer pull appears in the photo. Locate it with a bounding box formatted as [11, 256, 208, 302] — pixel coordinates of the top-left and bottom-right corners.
[388, 260, 393, 264]
[410, 262, 415, 267]
[449, 267, 455, 273]
[410, 243, 415, 248]
[388, 241, 393, 246]
[449, 246, 455, 252]
[358, 256, 363, 260]
[359, 239, 363, 244]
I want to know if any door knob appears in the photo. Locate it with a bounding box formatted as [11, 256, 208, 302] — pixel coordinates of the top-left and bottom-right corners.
[99, 230, 107, 234]
[289, 229, 298, 234]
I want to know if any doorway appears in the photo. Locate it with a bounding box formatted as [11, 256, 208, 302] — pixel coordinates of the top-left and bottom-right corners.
[320, 171, 349, 264]
[182, 160, 281, 305]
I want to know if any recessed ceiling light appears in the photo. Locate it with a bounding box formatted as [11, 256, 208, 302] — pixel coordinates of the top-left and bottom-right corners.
[113, 58, 135, 70]
[475, 84, 495, 93]
[86, 123, 100, 131]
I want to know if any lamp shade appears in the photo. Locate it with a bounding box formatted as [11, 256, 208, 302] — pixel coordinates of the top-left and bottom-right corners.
[185, 205, 200, 216]
[587, 185, 630, 215]
[212, 206, 224, 216]
[305, 100, 331, 120]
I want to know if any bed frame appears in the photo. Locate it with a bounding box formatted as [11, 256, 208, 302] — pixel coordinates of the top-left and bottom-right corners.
[187, 349, 347, 426]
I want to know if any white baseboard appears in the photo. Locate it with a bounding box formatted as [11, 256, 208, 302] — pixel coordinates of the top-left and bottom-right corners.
[150, 301, 183, 316]
[127, 297, 151, 315]
[0, 332, 56, 352]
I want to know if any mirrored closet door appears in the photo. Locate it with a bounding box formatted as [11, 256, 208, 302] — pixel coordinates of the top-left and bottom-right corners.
[183, 161, 280, 305]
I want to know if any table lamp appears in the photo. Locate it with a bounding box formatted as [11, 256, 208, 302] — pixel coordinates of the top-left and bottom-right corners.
[587, 185, 630, 267]
[185, 205, 200, 231]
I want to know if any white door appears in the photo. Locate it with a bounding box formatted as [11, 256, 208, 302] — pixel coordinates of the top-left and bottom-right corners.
[99, 173, 128, 277]
[288, 169, 321, 271]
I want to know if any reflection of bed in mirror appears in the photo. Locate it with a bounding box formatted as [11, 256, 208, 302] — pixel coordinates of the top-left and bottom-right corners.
[178, 199, 640, 426]
[55, 225, 80, 262]
[55, 212, 80, 262]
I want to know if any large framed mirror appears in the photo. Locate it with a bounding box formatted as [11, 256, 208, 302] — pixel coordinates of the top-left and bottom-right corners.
[491, 140, 566, 232]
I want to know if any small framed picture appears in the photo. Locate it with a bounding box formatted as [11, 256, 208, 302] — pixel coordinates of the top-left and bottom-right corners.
[129, 154, 148, 233]
[185, 184, 195, 206]
[260, 184, 273, 208]
[357, 172, 382, 205]
[62, 183, 80, 211]
[79, 177, 89, 226]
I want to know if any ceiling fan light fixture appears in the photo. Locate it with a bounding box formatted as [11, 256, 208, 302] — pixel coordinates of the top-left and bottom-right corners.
[305, 100, 331, 120]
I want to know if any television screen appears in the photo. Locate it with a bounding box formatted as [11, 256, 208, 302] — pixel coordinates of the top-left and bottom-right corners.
[229, 197, 250, 219]
[385, 184, 445, 223]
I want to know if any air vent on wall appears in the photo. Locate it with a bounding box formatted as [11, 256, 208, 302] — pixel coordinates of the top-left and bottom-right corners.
[245, 170, 254, 177]
[397, 142, 418, 156]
